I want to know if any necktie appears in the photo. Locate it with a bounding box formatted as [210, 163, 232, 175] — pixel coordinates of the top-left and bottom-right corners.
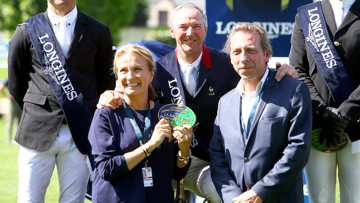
[56, 18, 70, 56]
[334, 1, 344, 29]
[184, 65, 196, 96]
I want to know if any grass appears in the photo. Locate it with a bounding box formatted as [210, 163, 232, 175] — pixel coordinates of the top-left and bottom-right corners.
[0, 116, 91, 203]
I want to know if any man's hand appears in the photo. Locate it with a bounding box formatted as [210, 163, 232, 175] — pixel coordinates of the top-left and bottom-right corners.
[317, 105, 350, 147]
[275, 62, 298, 81]
[96, 90, 122, 110]
[233, 190, 263, 203]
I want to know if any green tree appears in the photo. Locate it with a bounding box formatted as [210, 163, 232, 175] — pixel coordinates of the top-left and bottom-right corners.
[0, 0, 138, 45]
[130, 0, 148, 26]
[76, 0, 137, 45]
[0, 0, 47, 33]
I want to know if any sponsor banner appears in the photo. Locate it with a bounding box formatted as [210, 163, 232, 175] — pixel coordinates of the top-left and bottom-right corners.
[205, 0, 313, 56]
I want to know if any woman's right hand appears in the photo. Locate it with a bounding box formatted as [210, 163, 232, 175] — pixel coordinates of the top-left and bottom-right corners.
[146, 119, 172, 151]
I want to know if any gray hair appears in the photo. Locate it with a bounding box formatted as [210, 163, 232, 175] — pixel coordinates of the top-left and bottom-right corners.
[170, 3, 208, 28]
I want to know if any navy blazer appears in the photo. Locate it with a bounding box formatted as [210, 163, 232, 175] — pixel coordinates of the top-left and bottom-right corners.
[8, 10, 116, 154]
[290, 0, 360, 142]
[209, 70, 312, 203]
[152, 45, 239, 161]
[89, 102, 190, 203]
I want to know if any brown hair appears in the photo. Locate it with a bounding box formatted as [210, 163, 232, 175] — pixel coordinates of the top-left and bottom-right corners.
[113, 44, 158, 100]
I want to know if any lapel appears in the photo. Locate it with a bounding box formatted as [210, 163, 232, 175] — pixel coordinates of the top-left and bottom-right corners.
[237, 93, 246, 146]
[66, 10, 88, 59]
[194, 62, 209, 97]
[194, 45, 212, 98]
[337, 0, 360, 33]
[246, 70, 276, 141]
[161, 51, 187, 105]
[229, 88, 246, 146]
[322, 0, 337, 35]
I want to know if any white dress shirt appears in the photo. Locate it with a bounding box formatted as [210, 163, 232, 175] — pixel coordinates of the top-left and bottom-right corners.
[178, 52, 202, 94]
[47, 6, 78, 56]
[329, 0, 356, 28]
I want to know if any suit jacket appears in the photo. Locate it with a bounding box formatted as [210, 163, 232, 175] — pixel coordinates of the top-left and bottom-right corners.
[8, 9, 116, 154]
[152, 46, 240, 161]
[209, 70, 312, 203]
[289, 0, 360, 142]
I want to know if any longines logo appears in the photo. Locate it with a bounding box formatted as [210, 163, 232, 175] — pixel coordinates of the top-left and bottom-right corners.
[215, 21, 294, 40]
[305, 7, 337, 69]
[39, 33, 78, 100]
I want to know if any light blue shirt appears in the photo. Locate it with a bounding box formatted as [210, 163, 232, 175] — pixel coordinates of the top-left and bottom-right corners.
[237, 68, 269, 138]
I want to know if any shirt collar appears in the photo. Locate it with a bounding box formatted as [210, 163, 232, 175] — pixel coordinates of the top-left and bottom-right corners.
[343, 0, 356, 9]
[236, 68, 269, 97]
[48, 6, 78, 26]
[329, 0, 356, 10]
[178, 51, 203, 72]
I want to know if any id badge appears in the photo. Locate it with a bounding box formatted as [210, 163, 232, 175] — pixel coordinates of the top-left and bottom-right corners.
[142, 167, 153, 187]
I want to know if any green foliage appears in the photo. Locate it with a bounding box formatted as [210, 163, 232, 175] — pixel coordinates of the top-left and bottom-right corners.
[145, 27, 176, 47]
[77, 0, 137, 45]
[0, 0, 46, 32]
[130, 0, 148, 26]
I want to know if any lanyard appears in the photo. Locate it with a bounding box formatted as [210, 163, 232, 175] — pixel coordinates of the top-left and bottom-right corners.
[241, 77, 268, 139]
[122, 96, 151, 144]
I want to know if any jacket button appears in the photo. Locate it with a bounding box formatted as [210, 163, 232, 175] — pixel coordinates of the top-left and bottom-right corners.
[334, 41, 340, 46]
[244, 157, 250, 163]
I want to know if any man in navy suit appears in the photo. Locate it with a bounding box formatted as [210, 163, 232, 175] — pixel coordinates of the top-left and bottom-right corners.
[98, 3, 298, 202]
[209, 22, 312, 203]
[8, 0, 115, 202]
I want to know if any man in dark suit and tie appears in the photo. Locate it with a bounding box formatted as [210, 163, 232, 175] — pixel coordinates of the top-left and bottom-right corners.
[209, 22, 312, 203]
[8, 0, 116, 202]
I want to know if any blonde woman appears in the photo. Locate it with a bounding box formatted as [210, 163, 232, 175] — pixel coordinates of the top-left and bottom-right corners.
[89, 44, 192, 203]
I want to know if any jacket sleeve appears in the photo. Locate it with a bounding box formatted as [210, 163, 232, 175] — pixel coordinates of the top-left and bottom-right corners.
[89, 108, 129, 181]
[251, 82, 312, 202]
[172, 155, 191, 181]
[95, 26, 116, 94]
[8, 25, 31, 109]
[209, 99, 242, 203]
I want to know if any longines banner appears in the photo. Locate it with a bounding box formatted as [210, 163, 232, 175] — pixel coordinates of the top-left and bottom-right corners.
[205, 0, 313, 57]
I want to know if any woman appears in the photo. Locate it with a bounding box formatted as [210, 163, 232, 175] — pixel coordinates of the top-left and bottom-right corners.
[89, 44, 192, 203]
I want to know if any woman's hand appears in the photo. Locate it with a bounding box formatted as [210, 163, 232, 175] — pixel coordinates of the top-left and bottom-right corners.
[172, 125, 193, 157]
[146, 119, 172, 152]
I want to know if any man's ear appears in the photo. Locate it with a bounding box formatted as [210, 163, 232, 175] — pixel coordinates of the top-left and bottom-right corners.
[169, 26, 176, 39]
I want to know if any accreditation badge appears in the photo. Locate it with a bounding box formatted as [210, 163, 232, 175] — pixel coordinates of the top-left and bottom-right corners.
[311, 128, 349, 153]
[158, 104, 196, 128]
[142, 167, 153, 187]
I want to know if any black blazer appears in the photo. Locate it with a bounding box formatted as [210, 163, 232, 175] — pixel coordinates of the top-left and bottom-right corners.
[289, 0, 360, 142]
[8, 9, 116, 154]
